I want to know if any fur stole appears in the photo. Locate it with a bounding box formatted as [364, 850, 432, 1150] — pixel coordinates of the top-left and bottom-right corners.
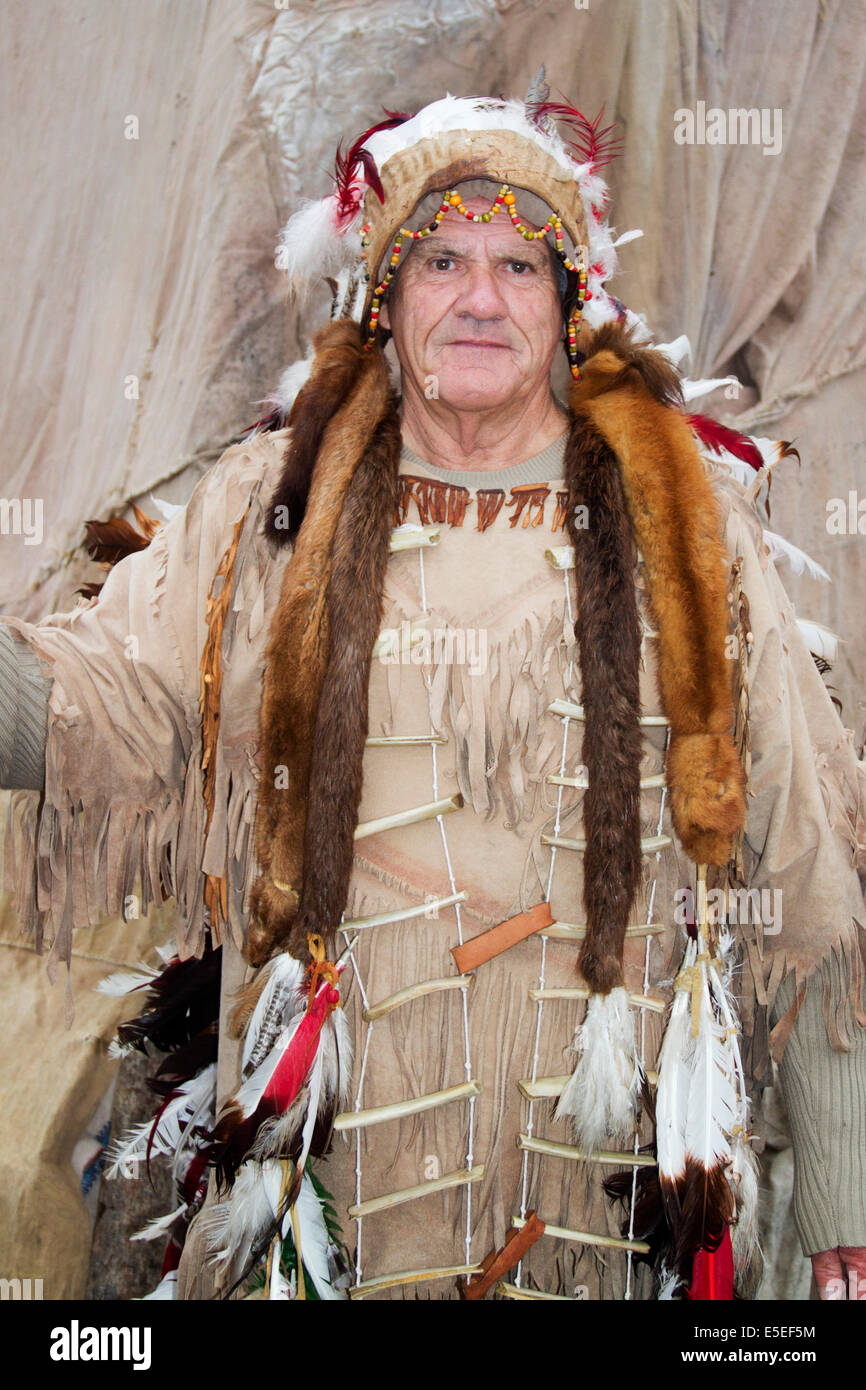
[566, 323, 746, 993]
[246, 320, 746, 981]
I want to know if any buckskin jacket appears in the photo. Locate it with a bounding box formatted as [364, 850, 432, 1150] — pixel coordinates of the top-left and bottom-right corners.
[3, 416, 866, 1299]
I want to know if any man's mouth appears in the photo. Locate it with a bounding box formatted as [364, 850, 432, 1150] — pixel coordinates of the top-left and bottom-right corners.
[446, 339, 510, 349]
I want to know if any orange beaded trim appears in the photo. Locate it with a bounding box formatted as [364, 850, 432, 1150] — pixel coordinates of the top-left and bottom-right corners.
[361, 184, 589, 379]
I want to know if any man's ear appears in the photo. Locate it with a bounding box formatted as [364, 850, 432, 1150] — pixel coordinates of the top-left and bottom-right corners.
[380, 300, 391, 331]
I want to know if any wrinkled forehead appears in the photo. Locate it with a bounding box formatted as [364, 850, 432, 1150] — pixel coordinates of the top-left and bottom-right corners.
[371, 176, 577, 286]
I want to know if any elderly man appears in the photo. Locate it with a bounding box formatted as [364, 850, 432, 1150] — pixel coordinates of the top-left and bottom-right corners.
[2, 89, 865, 1302]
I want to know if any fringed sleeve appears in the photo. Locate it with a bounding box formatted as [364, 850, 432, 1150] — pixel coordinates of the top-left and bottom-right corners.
[716, 483, 866, 1082]
[1, 433, 285, 967]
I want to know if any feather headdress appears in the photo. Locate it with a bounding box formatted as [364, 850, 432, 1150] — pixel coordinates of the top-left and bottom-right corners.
[275, 73, 630, 331]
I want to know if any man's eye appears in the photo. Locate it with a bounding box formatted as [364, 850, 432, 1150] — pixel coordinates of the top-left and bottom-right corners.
[507, 260, 532, 274]
[430, 257, 455, 271]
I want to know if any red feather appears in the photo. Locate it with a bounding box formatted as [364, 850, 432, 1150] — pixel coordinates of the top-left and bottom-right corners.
[687, 413, 764, 472]
[688, 1227, 734, 1300]
[264, 983, 338, 1110]
[333, 109, 413, 224]
[525, 99, 623, 169]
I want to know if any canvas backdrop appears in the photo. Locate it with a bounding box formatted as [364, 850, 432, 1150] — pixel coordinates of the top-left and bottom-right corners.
[0, 0, 863, 1297]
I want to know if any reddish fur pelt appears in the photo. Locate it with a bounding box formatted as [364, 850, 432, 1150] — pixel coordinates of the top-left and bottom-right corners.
[571, 325, 745, 868]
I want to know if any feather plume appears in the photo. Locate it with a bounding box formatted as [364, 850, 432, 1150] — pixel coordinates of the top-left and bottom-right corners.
[554, 987, 642, 1149]
[762, 529, 830, 582]
[275, 198, 361, 302]
[96, 965, 161, 996]
[687, 414, 763, 472]
[203, 1160, 281, 1282]
[104, 1063, 217, 1180]
[332, 111, 412, 224]
[524, 99, 623, 168]
[294, 1169, 347, 1300]
[203, 968, 350, 1190]
[795, 618, 840, 663]
[241, 953, 307, 1073]
[114, 948, 221, 1056]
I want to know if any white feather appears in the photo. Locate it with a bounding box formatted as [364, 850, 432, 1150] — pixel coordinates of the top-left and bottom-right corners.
[269, 1256, 293, 1300]
[104, 1064, 217, 1179]
[264, 357, 314, 421]
[656, 936, 697, 1183]
[276, 197, 360, 302]
[95, 966, 159, 996]
[683, 959, 736, 1170]
[708, 940, 762, 1283]
[130, 1203, 187, 1242]
[655, 334, 692, 368]
[611, 228, 644, 249]
[554, 986, 642, 1150]
[763, 529, 831, 582]
[795, 618, 840, 662]
[293, 1170, 347, 1300]
[657, 1264, 683, 1300]
[148, 496, 183, 523]
[203, 1159, 282, 1278]
[681, 375, 740, 403]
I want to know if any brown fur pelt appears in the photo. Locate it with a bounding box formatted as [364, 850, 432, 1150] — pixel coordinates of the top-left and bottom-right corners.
[287, 399, 402, 958]
[248, 328, 392, 966]
[264, 321, 369, 544]
[571, 323, 746, 866]
[565, 413, 643, 995]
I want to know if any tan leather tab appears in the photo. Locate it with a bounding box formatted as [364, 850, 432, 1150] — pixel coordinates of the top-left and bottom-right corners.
[458, 1212, 546, 1301]
[451, 903, 554, 973]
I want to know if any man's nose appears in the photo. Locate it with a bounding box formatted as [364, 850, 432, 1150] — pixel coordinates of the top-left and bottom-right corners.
[454, 264, 508, 318]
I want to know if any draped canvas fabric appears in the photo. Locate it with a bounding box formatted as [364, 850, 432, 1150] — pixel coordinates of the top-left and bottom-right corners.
[1, 0, 864, 1297]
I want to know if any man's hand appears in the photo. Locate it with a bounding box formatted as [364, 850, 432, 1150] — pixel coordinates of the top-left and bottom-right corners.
[812, 1247, 866, 1299]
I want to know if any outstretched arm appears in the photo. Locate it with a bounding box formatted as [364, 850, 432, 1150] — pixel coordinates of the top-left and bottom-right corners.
[1, 432, 283, 965]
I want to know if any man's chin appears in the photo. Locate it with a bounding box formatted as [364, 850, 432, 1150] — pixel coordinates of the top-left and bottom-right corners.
[429, 368, 520, 413]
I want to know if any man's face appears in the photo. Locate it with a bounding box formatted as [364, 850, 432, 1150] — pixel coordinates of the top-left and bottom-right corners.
[382, 195, 564, 413]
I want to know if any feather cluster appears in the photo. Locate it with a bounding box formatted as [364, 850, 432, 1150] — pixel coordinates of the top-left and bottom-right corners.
[100, 949, 223, 1296]
[202, 952, 352, 1195]
[193, 950, 352, 1298]
[555, 987, 643, 1150]
[654, 923, 760, 1298]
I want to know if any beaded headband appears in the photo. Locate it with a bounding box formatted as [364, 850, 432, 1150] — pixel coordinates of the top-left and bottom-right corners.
[361, 184, 590, 379]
